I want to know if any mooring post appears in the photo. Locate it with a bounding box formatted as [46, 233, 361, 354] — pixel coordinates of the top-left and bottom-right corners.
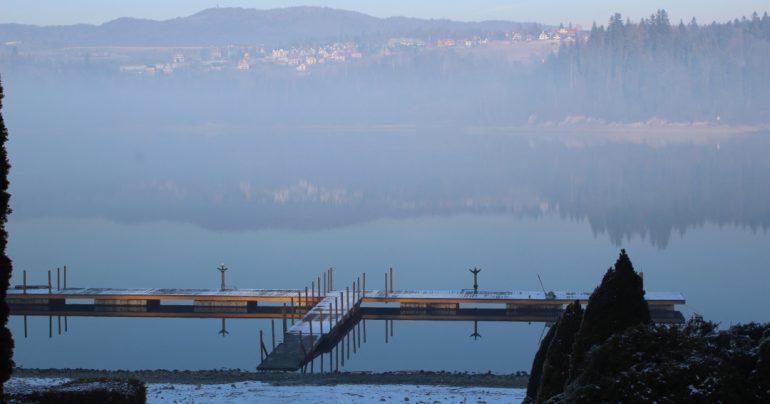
[384, 272, 388, 298]
[63, 266, 67, 289]
[271, 319, 276, 350]
[297, 291, 302, 311]
[22, 270, 26, 294]
[317, 276, 321, 298]
[390, 267, 393, 293]
[339, 292, 344, 317]
[320, 307, 324, 336]
[323, 271, 327, 294]
[346, 287, 350, 315]
[470, 267, 481, 294]
[335, 296, 338, 319]
[282, 303, 288, 335]
[328, 303, 332, 331]
[290, 297, 295, 325]
[363, 272, 366, 298]
[357, 277, 360, 302]
[329, 267, 333, 290]
[311, 281, 315, 302]
[57, 267, 60, 290]
[47, 270, 51, 294]
[305, 287, 309, 308]
[217, 263, 228, 291]
[309, 314, 313, 339]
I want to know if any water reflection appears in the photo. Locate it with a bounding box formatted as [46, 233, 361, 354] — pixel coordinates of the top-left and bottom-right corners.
[10, 304, 683, 372]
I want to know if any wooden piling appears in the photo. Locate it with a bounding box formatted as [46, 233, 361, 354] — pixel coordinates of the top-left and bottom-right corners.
[339, 292, 344, 317]
[329, 267, 333, 290]
[305, 287, 309, 308]
[57, 267, 60, 290]
[48, 270, 51, 294]
[357, 277, 360, 301]
[335, 296, 338, 319]
[317, 276, 321, 298]
[347, 332, 350, 360]
[290, 297, 295, 325]
[64, 316, 68, 332]
[390, 267, 393, 293]
[22, 270, 26, 294]
[363, 273, 366, 298]
[384, 272, 388, 298]
[320, 307, 324, 336]
[346, 287, 350, 315]
[271, 319, 276, 350]
[63, 266, 67, 289]
[311, 282, 315, 303]
[282, 304, 288, 335]
[309, 314, 313, 338]
[357, 321, 361, 348]
[323, 271, 327, 294]
[328, 303, 332, 331]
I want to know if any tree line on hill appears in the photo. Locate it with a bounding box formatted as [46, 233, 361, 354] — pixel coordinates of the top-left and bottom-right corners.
[538, 10, 770, 123]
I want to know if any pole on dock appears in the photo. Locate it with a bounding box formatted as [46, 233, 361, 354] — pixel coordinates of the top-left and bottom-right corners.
[470, 267, 481, 294]
[323, 271, 327, 294]
[329, 267, 333, 291]
[282, 303, 288, 335]
[217, 263, 228, 291]
[290, 297, 295, 325]
[311, 281, 315, 302]
[363, 273, 366, 298]
[297, 291, 302, 310]
[57, 267, 60, 290]
[384, 272, 388, 298]
[317, 276, 321, 298]
[22, 270, 26, 294]
[335, 296, 338, 319]
[357, 277, 360, 302]
[63, 266, 67, 289]
[320, 307, 324, 336]
[390, 267, 394, 293]
[47, 270, 51, 294]
[346, 287, 350, 315]
[310, 313, 314, 339]
[271, 319, 276, 350]
[328, 303, 333, 331]
[340, 292, 345, 317]
[305, 287, 309, 308]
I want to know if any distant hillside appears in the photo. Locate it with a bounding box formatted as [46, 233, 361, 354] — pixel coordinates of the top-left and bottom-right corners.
[0, 7, 540, 48]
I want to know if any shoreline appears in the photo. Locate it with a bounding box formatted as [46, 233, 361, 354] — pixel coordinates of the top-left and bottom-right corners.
[11, 368, 529, 388]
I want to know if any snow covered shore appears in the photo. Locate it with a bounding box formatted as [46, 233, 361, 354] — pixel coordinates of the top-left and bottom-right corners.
[7, 377, 526, 403]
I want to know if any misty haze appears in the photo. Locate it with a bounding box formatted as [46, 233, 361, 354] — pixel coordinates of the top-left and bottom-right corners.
[1, 5, 769, 403]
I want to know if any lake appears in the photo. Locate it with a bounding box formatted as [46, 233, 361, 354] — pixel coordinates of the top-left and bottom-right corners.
[6, 127, 770, 372]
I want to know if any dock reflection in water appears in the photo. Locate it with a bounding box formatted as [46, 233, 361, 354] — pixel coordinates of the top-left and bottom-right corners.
[10, 304, 683, 373]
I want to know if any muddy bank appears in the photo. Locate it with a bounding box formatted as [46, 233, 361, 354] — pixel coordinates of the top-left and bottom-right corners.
[12, 368, 529, 388]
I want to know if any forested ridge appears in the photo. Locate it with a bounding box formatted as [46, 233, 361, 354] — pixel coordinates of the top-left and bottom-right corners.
[541, 10, 770, 123]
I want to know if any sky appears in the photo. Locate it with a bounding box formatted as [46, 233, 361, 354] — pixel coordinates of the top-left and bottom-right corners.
[1, 0, 767, 27]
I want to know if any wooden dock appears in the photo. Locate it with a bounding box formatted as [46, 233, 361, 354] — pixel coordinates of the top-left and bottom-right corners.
[8, 268, 686, 372]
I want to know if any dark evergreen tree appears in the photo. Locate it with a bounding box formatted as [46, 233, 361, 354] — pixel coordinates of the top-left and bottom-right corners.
[525, 320, 559, 402]
[568, 249, 649, 382]
[0, 77, 14, 395]
[536, 301, 583, 403]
